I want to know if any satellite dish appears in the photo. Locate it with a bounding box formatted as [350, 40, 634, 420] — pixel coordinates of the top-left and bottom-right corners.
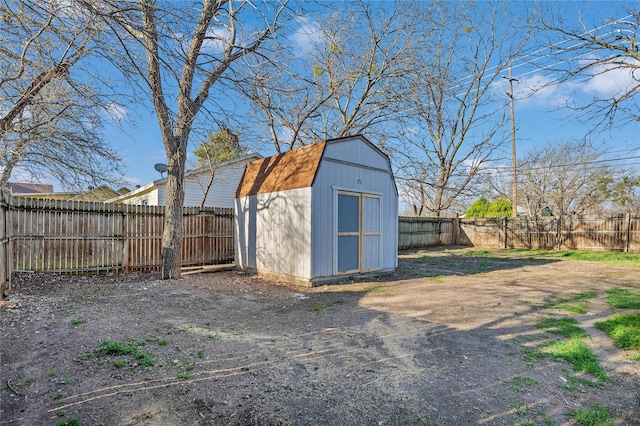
[154, 163, 168, 178]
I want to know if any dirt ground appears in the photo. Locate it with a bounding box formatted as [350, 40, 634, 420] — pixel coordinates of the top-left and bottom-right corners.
[1, 248, 639, 426]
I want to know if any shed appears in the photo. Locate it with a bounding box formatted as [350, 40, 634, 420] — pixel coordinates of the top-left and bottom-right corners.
[235, 135, 398, 286]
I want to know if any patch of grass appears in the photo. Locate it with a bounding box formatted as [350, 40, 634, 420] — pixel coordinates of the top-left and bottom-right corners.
[77, 352, 93, 361]
[57, 409, 67, 417]
[99, 339, 156, 368]
[72, 318, 87, 325]
[568, 375, 602, 388]
[595, 313, 640, 351]
[542, 339, 607, 381]
[537, 317, 588, 339]
[198, 349, 205, 358]
[58, 418, 81, 426]
[177, 370, 191, 380]
[555, 304, 588, 314]
[363, 285, 392, 296]
[605, 288, 640, 309]
[559, 250, 640, 267]
[511, 376, 539, 392]
[207, 334, 220, 340]
[311, 300, 344, 313]
[157, 338, 168, 345]
[48, 368, 57, 377]
[112, 359, 128, 368]
[23, 377, 37, 386]
[568, 403, 614, 426]
[61, 377, 72, 384]
[54, 391, 66, 400]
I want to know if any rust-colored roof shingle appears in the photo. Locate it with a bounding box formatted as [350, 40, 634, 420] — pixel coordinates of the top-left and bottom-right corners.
[236, 141, 326, 197]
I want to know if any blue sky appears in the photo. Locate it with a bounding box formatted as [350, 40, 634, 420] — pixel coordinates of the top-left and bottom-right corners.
[56, 1, 640, 191]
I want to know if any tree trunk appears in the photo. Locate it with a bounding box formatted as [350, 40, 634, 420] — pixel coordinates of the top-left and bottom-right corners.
[162, 141, 187, 279]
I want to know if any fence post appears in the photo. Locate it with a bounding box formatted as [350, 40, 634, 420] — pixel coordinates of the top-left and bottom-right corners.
[624, 212, 631, 253]
[503, 217, 508, 249]
[0, 189, 10, 298]
[555, 218, 561, 250]
[121, 205, 129, 272]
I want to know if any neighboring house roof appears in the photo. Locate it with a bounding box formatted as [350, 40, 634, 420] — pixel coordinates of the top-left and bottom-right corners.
[9, 182, 54, 194]
[67, 186, 124, 202]
[9, 182, 128, 202]
[236, 135, 394, 198]
[106, 152, 262, 204]
[236, 142, 326, 197]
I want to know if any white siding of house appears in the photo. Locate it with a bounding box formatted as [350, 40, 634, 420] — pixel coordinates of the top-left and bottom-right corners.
[235, 188, 312, 282]
[183, 163, 248, 207]
[121, 188, 160, 206]
[311, 138, 398, 279]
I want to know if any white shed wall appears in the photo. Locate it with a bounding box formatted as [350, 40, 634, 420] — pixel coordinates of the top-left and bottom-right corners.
[323, 138, 390, 171]
[236, 187, 313, 282]
[311, 141, 398, 279]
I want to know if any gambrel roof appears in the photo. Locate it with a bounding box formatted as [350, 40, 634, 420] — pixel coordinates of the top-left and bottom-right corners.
[236, 141, 326, 197]
[236, 135, 396, 197]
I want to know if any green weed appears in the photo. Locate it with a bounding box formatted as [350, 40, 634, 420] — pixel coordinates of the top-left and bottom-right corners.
[48, 368, 57, 377]
[568, 403, 614, 426]
[99, 339, 156, 368]
[595, 313, 640, 351]
[555, 304, 588, 314]
[58, 418, 81, 426]
[198, 349, 205, 358]
[542, 339, 607, 380]
[511, 376, 539, 392]
[113, 359, 127, 368]
[605, 288, 640, 309]
[311, 300, 344, 313]
[77, 352, 93, 361]
[72, 318, 87, 325]
[537, 317, 588, 339]
[157, 338, 168, 345]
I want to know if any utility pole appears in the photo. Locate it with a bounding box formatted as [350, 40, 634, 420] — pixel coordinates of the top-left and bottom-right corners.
[504, 65, 518, 218]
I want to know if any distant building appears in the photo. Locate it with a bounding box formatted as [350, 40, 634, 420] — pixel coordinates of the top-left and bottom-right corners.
[8, 182, 128, 202]
[106, 153, 262, 208]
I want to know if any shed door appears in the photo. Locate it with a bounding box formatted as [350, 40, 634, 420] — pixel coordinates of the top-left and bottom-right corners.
[337, 191, 381, 274]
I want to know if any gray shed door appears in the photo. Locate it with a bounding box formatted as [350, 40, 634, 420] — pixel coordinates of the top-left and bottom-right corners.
[337, 191, 381, 274]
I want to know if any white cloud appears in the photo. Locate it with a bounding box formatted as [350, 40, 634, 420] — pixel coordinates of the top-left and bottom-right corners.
[104, 102, 127, 121]
[202, 26, 232, 52]
[577, 58, 638, 98]
[289, 16, 324, 56]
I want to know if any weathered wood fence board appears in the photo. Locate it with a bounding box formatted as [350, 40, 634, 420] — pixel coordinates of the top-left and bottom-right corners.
[400, 214, 640, 252]
[1, 197, 234, 283]
[398, 217, 457, 249]
[1, 189, 10, 297]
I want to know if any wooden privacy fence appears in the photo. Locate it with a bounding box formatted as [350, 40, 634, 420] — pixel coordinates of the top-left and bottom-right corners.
[1, 196, 234, 297]
[399, 214, 640, 252]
